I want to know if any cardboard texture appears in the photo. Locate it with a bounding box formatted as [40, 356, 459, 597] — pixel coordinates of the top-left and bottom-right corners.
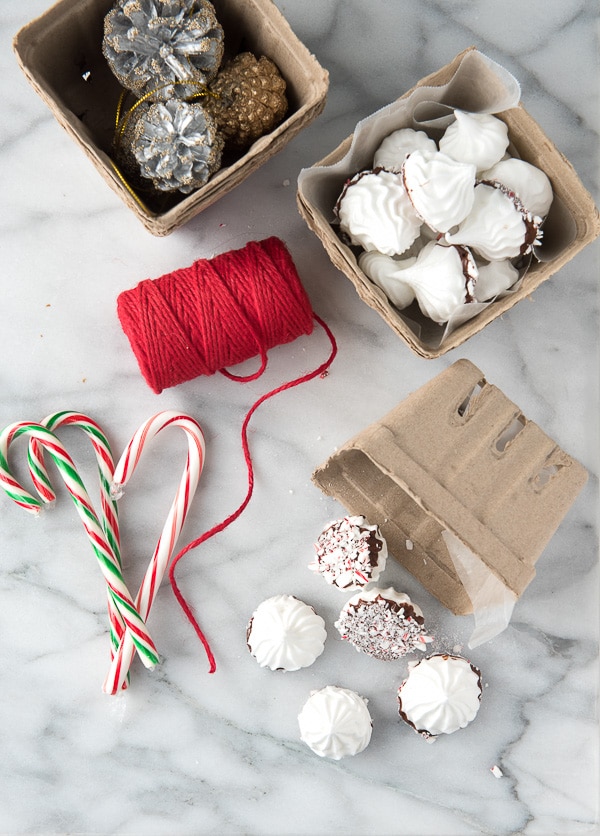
[14, 0, 329, 235]
[312, 359, 588, 615]
[297, 48, 600, 357]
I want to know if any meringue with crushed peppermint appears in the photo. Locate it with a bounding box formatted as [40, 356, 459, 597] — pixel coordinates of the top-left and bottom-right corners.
[402, 150, 476, 233]
[310, 515, 388, 590]
[298, 685, 373, 759]
[336, 169, 422, 256]
[246, 595, 326, 671]
[480, 157, 553, 219]
[373, 127, 437, 172]
[439, 109, 509, 171]
[397, 653, 483, 739]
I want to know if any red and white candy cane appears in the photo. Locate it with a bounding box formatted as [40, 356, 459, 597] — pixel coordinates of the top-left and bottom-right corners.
[27, 412, 127, 663]
[0, 420, 159, 670]
[103, 410, 206, 695]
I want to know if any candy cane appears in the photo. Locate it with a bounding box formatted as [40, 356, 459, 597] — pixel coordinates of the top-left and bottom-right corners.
[28, 412, 127, 661]
[103, 411, 206, 695]
[0, 420, 159, 669]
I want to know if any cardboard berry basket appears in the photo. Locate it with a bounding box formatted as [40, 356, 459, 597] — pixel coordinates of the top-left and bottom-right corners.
[14, 0, 329, 236]
[297, 47, 600, 358]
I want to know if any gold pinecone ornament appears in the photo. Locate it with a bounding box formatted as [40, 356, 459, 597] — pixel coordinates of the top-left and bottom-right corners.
[206, 52, 288, 150]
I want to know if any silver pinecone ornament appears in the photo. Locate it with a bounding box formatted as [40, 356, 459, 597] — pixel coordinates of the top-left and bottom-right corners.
[103, 0, 225, 100]
[116, 98, 224, 193]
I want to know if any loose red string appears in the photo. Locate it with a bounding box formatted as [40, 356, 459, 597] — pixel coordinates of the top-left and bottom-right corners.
[117, 238, 338, 672]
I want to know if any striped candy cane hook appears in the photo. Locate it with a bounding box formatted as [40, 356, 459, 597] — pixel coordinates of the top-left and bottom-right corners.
[28, 412, 128, 666]
[0, 420, 159, 671]
[103, 411, 206, 695]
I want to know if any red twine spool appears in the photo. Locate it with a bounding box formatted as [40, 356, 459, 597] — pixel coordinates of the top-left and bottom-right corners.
[116, 237, 337, 673]
[117, 237, 317, 393]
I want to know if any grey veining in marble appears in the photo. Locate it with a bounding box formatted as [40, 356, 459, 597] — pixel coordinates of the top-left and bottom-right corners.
[0, 1, 598, 834]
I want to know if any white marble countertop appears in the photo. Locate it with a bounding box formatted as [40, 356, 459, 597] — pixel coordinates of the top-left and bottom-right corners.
[1, 2, 598, 834]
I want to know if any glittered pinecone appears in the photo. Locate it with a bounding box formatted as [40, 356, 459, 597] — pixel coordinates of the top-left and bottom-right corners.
[206, 52, 288, 150]
[103, 0, 224, 100]
[116, 98, 224, 193]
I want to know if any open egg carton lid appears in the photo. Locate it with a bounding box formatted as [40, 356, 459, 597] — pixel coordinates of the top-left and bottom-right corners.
[312, 359, 588, 615]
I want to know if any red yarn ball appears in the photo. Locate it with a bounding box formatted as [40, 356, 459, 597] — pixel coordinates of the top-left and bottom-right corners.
[117, 237, 315, 393]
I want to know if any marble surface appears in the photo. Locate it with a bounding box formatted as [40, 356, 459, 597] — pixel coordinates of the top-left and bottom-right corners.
[1, 1, 598, 834]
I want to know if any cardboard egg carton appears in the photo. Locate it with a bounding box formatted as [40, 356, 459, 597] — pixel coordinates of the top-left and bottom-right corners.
[13, 0, 328, 235]
[312, 360, 588, 614]
[297, 47, 600, 357]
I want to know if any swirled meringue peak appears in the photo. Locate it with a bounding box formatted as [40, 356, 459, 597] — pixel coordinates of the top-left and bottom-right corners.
[373, 128, 437, 172]
[445, 181, 542, 261]
[358, 251, 416, 310]
[474, 258, 519, 301]
[402, 150, 476, 232]
[439, 109, 509, 171]
[298, 686, 373, 759]
[398, 654, 483, 739]
[392, 240, 477, 324]
[246, 595, 326, 671]
[336, 169, 422, 256]
[480, 157, 553, 219]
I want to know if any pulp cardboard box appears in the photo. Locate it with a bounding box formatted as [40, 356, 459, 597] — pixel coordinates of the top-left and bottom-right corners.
[312, 360, 588, 616]
[14, 0, 329, 236]
[297, 48, 600, 357]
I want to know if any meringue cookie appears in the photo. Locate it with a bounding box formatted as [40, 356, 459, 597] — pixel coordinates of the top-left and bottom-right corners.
[310, 515, 388, 590]
[397, 654, 483, 739]
[480, 157, 553, 219]
[358, 251, 416, 309]
[246, 595, 326, 671]
[335, 586, 433, 661]
[336, 169, 422, 256]
[474, 258, 519, 301]
[392, 240, 477, 324]
[439, 109, 509, 171]
[402, 150, 476, 232]
[298, 685, 373, 759]
[373, 128, 437, 172]
[446, 182, 542, 261]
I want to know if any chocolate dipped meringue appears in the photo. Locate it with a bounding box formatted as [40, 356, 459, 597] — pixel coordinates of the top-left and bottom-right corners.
[336, 169, 422, 256]
[445, 181, 542, 261]
[439, 109, 509, 172]
[388, 241, 478, 323]
[480, 157, 553, 219]
[402, 150, 476, 232]
[310, 515, 388, 590]
[298, 685, 373, 759]
[373, 128, 437, 172]
[358, 251, 416, 310]
[246, 595, 326, 671]
[335, 586, 433, 661]
[397, 653, 483, 739]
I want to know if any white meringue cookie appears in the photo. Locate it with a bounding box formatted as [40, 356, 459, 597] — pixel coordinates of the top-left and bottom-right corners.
[474, 259, 519, 301]
[358, 251, 416, 310]
[445, 182, 541, 261]
[373, 128, 437, 172]
[480, 157, 553, 218]
[392, 240, 477, 324]
[398, 654, 482, 738]
[336, 169, 422, 256]
[402, 150, 476, 232]
[298, 686, 373, 759]
[439, 109, 509, 171]
[246, 595, 326, 671]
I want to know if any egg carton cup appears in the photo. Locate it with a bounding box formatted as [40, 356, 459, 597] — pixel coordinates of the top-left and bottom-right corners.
[297, 47, 600, 357]
[14, 0, 329, 236]
[312, 360, 588, 646]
